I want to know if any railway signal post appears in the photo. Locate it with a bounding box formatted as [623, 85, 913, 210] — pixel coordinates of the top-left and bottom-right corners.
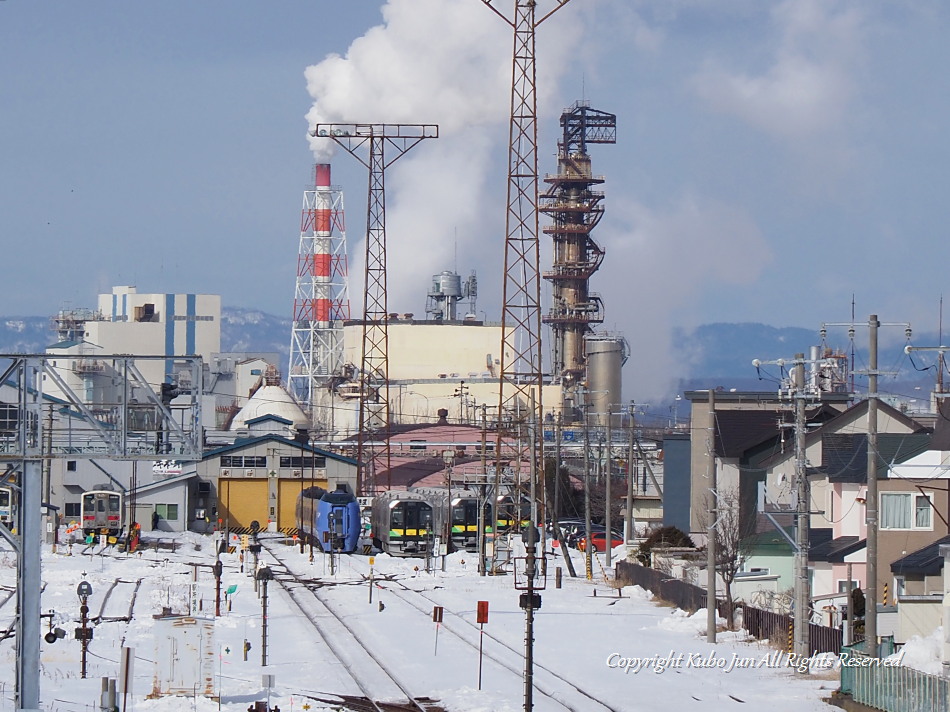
[256, 566, 273, 666]
[75, 580, 93, 679]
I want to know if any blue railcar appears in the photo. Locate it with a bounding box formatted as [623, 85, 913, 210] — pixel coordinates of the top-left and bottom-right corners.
[316, 484, 362, 553]
[296, 484, 362, 554]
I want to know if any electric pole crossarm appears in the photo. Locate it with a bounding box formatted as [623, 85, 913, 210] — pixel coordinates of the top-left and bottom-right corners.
[312, 124, 439, 171]
[537, 0, 574, 25]
[481, 0, 514, 26]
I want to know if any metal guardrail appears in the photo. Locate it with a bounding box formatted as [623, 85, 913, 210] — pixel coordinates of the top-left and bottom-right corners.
[840, 642, 949, 712]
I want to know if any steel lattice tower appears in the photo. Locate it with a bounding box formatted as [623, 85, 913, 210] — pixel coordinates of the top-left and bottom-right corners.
[540, 102, 616, 413]
[483, 0, 574, 493]
[310, 124, 438, 494]
[288, 164, 350, 422]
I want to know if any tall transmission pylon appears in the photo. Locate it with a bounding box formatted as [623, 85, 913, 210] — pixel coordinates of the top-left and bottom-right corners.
[288, 163, 350, 426]
[481, 6, 574, 710]
[540, 101, 616, 420]
[482, 0, 575, 501]
[310, 123, 438, 494]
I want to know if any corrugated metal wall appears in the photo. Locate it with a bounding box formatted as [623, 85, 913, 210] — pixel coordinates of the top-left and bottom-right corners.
[218, 479, 268, 531]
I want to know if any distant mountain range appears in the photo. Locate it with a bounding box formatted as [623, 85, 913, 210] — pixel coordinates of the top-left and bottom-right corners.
[0, 311, 937, 399]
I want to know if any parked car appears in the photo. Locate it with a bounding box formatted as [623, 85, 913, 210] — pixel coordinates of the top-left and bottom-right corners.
[577, 529, 624, 552]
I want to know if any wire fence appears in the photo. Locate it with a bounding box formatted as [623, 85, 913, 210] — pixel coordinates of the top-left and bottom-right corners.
[615, 560, 843, 655]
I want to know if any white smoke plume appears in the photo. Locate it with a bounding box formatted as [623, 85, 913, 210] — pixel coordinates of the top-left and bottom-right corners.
[598, 195, 773, 400]
[302, 1, 776, 403]
[304, 0, 585, 316]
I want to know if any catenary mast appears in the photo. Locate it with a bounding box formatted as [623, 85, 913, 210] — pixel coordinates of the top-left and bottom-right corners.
[309, 124, 438, 494]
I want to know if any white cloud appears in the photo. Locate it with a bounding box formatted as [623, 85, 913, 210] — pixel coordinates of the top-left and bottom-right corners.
[691, 0, 866, 140]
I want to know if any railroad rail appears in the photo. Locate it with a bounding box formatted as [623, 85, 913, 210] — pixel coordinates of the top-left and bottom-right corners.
[381, 578, 622, 712]
[93, 578, 142, 623]
[261, 540, 440, 712]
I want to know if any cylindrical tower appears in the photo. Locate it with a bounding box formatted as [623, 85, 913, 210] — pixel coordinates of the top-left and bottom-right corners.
[540, 101, 617, 420]
[288, 163, 351, 419]
[426, 270, 464, 321]
[585, 336, 627, 427]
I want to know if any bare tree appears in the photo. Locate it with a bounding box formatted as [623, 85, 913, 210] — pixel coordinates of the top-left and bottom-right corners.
[702, 486, 755, 630]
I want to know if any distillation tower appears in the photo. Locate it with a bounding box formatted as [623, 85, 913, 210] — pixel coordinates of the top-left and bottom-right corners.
[288, 164, 351, 425]
[540, 101, 623, 423]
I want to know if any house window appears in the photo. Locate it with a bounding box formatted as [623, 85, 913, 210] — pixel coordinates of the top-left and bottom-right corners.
[66, 461, 77, 472]
[881, 492, 933, 530]
[64, 502, 81, 518]
[838, 580, 859, 593]
[155, 504, 179, 521]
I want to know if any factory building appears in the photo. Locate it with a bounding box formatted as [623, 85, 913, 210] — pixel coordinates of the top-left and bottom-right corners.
[46, 286, 221, 402]
[312, 272, 562, 437]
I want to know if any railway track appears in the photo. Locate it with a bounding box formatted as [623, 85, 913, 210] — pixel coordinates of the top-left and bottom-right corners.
[370, 577, 621, 712]
[260, 536, 624, 712]
[261, 540, 442, 712]
[93, 578, 142, 623]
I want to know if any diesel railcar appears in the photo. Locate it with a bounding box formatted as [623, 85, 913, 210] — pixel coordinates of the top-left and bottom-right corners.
[80, 488, 124, 536]
[410, 486, 491, 553]
[296, 484, 362, 554]
[371, 490, 433, 557]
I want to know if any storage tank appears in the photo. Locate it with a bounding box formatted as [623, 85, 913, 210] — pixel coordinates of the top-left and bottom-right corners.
[585, 336, 627, 427]
[426, 271, 464, 321]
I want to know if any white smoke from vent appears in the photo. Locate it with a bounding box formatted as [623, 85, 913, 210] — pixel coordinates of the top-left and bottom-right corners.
[303, 0, 585, 314]
[598, 195, 773, 400]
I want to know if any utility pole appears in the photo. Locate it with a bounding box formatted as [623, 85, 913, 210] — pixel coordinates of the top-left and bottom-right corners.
[551, 412, 576, 576]
[605, 413, 613, 568]
[792, 355, 809, 660]
[706, 389, 717, 644]
[753, 352, 823, 658]
[866, 316, 879, 655]
[479, 404, 488, 577]
[625, 401, 635, 550]
[583, 408, 593, 581]
[822, 315, 911, 655]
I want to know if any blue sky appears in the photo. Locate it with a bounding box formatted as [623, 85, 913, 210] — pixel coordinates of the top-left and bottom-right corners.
[3, 1, 949, 395]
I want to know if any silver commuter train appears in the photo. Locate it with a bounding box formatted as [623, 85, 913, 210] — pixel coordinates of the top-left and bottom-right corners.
[80, 487, 124, 536]
[370, 490, 434, 557]
[409, 486, 491, 553]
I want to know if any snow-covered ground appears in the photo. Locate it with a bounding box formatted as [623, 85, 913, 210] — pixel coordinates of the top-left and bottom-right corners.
[0, 533, 846, 711]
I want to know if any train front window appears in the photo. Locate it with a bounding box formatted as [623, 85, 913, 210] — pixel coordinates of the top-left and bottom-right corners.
[97, 500, 105, 512]
[418, 504, 433, 528]
[0, 491, 8, 507]
[391, 506, 404, 528]
[108, 496, 120, 512]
